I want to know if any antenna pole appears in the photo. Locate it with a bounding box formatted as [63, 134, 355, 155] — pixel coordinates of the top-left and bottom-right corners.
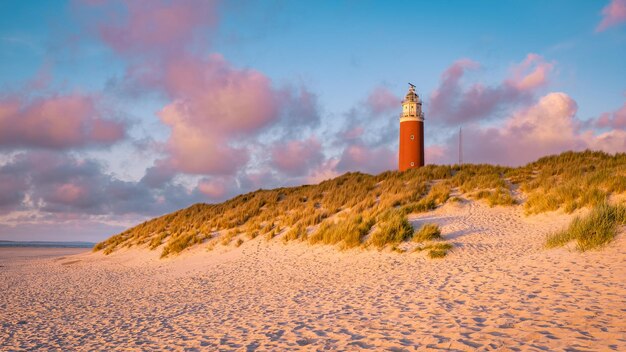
[459, 127, 463, 165]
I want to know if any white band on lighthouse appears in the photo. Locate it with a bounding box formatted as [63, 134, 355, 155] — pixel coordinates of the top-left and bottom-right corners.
[400, 115, 424, 123]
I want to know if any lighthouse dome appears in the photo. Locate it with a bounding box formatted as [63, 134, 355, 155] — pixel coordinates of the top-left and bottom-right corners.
[404, 85, 420, 103]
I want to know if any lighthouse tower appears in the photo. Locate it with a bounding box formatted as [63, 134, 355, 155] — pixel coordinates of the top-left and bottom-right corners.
[398, 84, 424, 171]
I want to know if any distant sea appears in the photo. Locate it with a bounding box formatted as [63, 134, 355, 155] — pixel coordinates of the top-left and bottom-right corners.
[0, 241, 95, 248]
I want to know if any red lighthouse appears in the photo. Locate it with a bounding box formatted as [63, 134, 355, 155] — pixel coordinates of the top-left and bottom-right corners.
[398, 83, 424, 171]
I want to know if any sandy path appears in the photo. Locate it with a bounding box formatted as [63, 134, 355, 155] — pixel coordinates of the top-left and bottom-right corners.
[1, 201, 625, 351]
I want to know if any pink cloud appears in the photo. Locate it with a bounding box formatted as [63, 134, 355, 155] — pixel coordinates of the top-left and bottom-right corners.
[335, 144, 396, 175]
[161, 55, 280, 134]
[366, 86, 401, 115]
[157, 101, 249, 175]
[595, 102, 626, 129]
[597, 0, 626, 32]
[429, 54, 553, 126]
[0, 151, 203, 217]
[50, 183, 90, 206]
[425, 145, 446, 164]
[507, 53, 554, 91]
[306, 158, 341, 184]
[91, 0, 218, 56]
[151, 54, 288, 175]
[429, 59, 479, 118]
[197, 173, 275, 202]
[0, 94, 126, 149]
[583, 129, 626, 153]
[86, 0, 321, 178]
[341, 126, 365, 140]
[124, 50, 318, 177]
[270, 137, 325, 176]
[462, 92, 584, 165]
[430, 92, 625, 166]
[197, 178, 229, 199]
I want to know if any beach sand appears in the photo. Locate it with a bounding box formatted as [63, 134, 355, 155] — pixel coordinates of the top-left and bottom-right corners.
[1, 201, 625, 350]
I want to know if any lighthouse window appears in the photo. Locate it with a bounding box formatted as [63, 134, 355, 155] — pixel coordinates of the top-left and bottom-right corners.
[410, 135, 415, 140]
[410, 162, 415, 167]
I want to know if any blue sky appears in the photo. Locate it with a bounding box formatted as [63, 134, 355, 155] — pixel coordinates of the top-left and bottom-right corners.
[2, 1, 624, 121]
[0, 0, 624, 241]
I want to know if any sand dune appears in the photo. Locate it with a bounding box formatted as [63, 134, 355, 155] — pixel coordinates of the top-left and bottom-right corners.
[1, 201, 625, 350]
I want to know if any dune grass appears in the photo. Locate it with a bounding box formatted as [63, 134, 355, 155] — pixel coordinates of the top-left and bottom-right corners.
[283, 224, 305, 242]
[401, 182, 449, 214]
[265, 229, 277, 241]
[308, 215, 374, 249]
[93, 151, 626, 257]
[414, 242, 454, 258]
[220, 230, 237, 246]
[472, 187, 517, 207]
[546, 203, 626, 251]
[411, 223, 451, 258]
[518, 151, 626, 215]
[412, 223, 442, 242]
[368, 210, 414, 248]
[427, 243, 453, 259]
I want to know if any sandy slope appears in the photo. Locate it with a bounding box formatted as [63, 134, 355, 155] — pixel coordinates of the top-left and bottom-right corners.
[1, 201, 625, 351]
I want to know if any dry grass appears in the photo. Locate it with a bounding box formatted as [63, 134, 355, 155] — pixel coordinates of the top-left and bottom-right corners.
[93, 151, 626, 257]
[265, 230, 277, 241]
[220, 230, 237, 246]
[518, 151, 626, 214]
[283, 224, 307, 243]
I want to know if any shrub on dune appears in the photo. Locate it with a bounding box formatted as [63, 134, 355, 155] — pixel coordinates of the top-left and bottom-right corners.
[368, 210, 414, 248]
[402, 198, 436, 214]
[412, 223, 442, 242]
[308, 215, 374, 249]
[546, 203, 626, 251]
[414, 242, 453, 258]
[487, 188, 517, 207]
[427, 243, 453, 258]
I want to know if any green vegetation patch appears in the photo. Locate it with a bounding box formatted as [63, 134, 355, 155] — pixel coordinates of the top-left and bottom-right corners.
[546, 203, 626, 251]
[368, 210, 414, 248]
[412, 223, 442, 242]
[472, 187, 516, 207]
[414, 242, 454, 259]
[308, 215, 374, 249]
[519, 151, 626, 214]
